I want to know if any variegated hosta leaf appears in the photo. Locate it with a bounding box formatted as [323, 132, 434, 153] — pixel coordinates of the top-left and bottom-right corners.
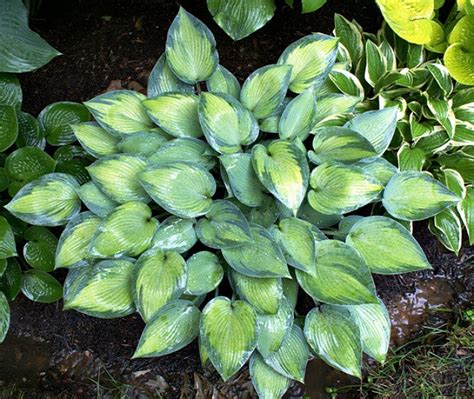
[143, 93, 203, 138]
[313, 94, 359, 126]
[308, 163, 383, 215]
[185, 251, 223, 296]
[196, 200, 252, 249]
[397, 144, 426, 171]
[296, 240, 377, 305]
[206, 64, 241, 99]
[166, 7, 218, 84]
[250, 353, 290, 399]
[133, 248, 187, 322]
[84, 90, 152, 136]
[148, 54, 194, 97]
[139, 162, 216, 218]
[279, 88, 317, 140]
[152, 216, 197, 253]
[277, 34, 338, 93]
[133, 300, 200, 358]
[198, 92, 258, 154]
[334, 14, 364, 65]
[0, 216, 17, 258]
[346, 216, 431, 274]
[71, 122, 119, 158]
[76, 181, 118, 217]
[117, 131, 169, 157]
[222, 224, 290, 278]
[383, 171, 461, 221]
[0, 291, 9, 343]
[329, 69, 364, 98]
[200, 297, 257, 381]
[63, 259, 135, 318]
[252, 140, 309, 214]
[460, 186, 474, 246]
[364, 40, 387, 88]
[247, 195, 281, 228]
[431, 208, 463, 254]
[55, 212, 101, 269]
[5, 173, 81, 226]
[427, 63, 453, 96]
[264, 325, 309, 383]
[89, 202, 158, 258]
[305, 306, 362, 378]
[240, 64, 292, 119]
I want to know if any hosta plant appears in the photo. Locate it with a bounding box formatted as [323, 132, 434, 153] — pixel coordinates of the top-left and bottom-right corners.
[3, 8, 465, 397]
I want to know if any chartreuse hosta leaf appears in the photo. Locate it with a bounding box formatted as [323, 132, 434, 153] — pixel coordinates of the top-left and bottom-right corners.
[166, 7, 218, 84]
[222, 224, 290, 278]
[198, 92, 258, 154]
[55, 212, 101, 269]
[0, 292, 9, 343]
[0, 216, 17, 258]
[140, 162, 216, 218]
[383, 171, 461, 221]
[296, 240, 377, 305]
[252, 140, 309, 214]
[5, 173, 81, 226]
[84, 90, 152, 136]
[279, 88, 317, 140]
[20, 269, 62, 303]
[460, 187, 474, 246]
[206, 64, 241, 99]
[305, 306, 362, 378]
[71, 122, 119, 158]
[152, 216, 197, 253]
[0, 104, 18, 152]
[240, 65, 292, 119]
[431, 208, 463, 255]
[148, 54, 194, 97]
[277, 34, 338, 93]
[133, 300, 200, 358]
[63, 259, 135, 318]
[133, 248, 187, 322]
[89, 202, 158, 258]
[23, 226, 57, 271]
[308, 163, 383, 215]
[185, 251, 223, 296]
[250, 352, 290, 399]
[200, 297, 257, 381]
[77, 181, 118, 217]
[196, 200, 252, 249]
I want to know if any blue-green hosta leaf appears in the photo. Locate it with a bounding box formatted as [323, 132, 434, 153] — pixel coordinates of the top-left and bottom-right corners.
[199, 92, 258, 154]
[63, 259, 135, 318]
[252, 140, 309, 214]
[196, 200, 252, 249]
[23, 226, 57, 271]
[296, 240, 377, 305]
[352, 157, 397, 187]
[247, 195, 281, 228]
[55, 212, 101, 269]
[87, 154, 150, 204]
[0, 259, 22, 300]
[133, 300, 200, 358]
[133, 248, 187, 322]
[279, 88, 317, 140]
[329, 69, 364, 98]
[16, 111, 45, 149]
[0, 73, 21, 109]
[346, 216, 431, 274]
[250, 353, 290, 399]
[383, 171, 461, 221]
[185, 251, 223, 296]
[0, 292, 9, 343]
[206, 64, 241, 99]
[152, 216, 197, 253]
[305, 306, 361, 377]
[166, 8, 218, 84]
[118, 131, 169, 157]
[84, 90, 152, 136]
[364, 40, 388, 88]
[240, 65, 292, 119]
[77, 181, 118, 218]
[431, 208, 463, 254]
[148, 54, 194, 97]
[200, 297, 257, 381]
[277, 34, 338, 93]
[0, 216, 17, 258]
[313, 94, 359, 126]
[143, 93, 203, 139]
[89, 202, 158, 258]
[222, 224, 290, 278]
[0, 104, 18, 152]
[460, 186, 474, 246]
[139, 162, 216, 218]
[71, 122, 119, 158]
[308, 163, 383, 215]
[20, 269, 62, 303]
[5, 173, 80, 226]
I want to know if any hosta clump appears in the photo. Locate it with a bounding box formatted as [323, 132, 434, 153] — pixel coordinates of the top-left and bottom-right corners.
[3, 8, 463, 397]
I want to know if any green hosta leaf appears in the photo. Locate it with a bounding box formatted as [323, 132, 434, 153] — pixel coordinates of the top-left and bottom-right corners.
[5, 173, 80, 226]
[0, 0, 60, 72]
[143, 93, 203, 139]
[0, 216, 16, 259]
[0, 292, 9, 343]
[250, 352, 290, 399]
[118, 131, 168, 157]
[21, 270, 62, 303]
[305, 306, 361, 377]
[196, 200, 252, 249]
[301, 0, 327, 13]
[16, 111, 45, 149]
[200, 297, 257, 381]
[0, 259, 22, 300]
[383, 171, 461, 221]
[133, 248, 187, 322]
[23, 226, 57, 271]
[152, 216, 197, 253]
[0, 104, 18, 152]
[0, 168, 8, 192]
[460, 187, 474, 245]
[185, 251, 223, 296]
[199, 92, 258, 154]
[431, 208, 463, 254]
[87, 154, 150, 204]
[252, 140, 309, 213]
[63, 259, 135, 318]
[264, 325, 309, 382]
[397, 144, 426, 171]
[139, 162, 216, 218]
[72, 122, 119, 158]
[77, 181, 118, 217]
[296, 240, 377, 305]
[55, 212, 101, 269]
[334, 14, 364, 65]
[279, 88, 317, 140]
[277, 34, 338, 93]
[148, 54, 194, 97]
[308, 163, 383, 215]
[89, 202, 158, 258]
[0, 73, 21, 109]
[84, 90, 152, 136]
[346, 216, 431, 274]
[364, 40, 387, 88]
[166, 8, 218, 83]
[133, 300, 200, 358]
[206, 64, 241, 99]
[240, 65, 292, 119]
[222, 224, 290, 278]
